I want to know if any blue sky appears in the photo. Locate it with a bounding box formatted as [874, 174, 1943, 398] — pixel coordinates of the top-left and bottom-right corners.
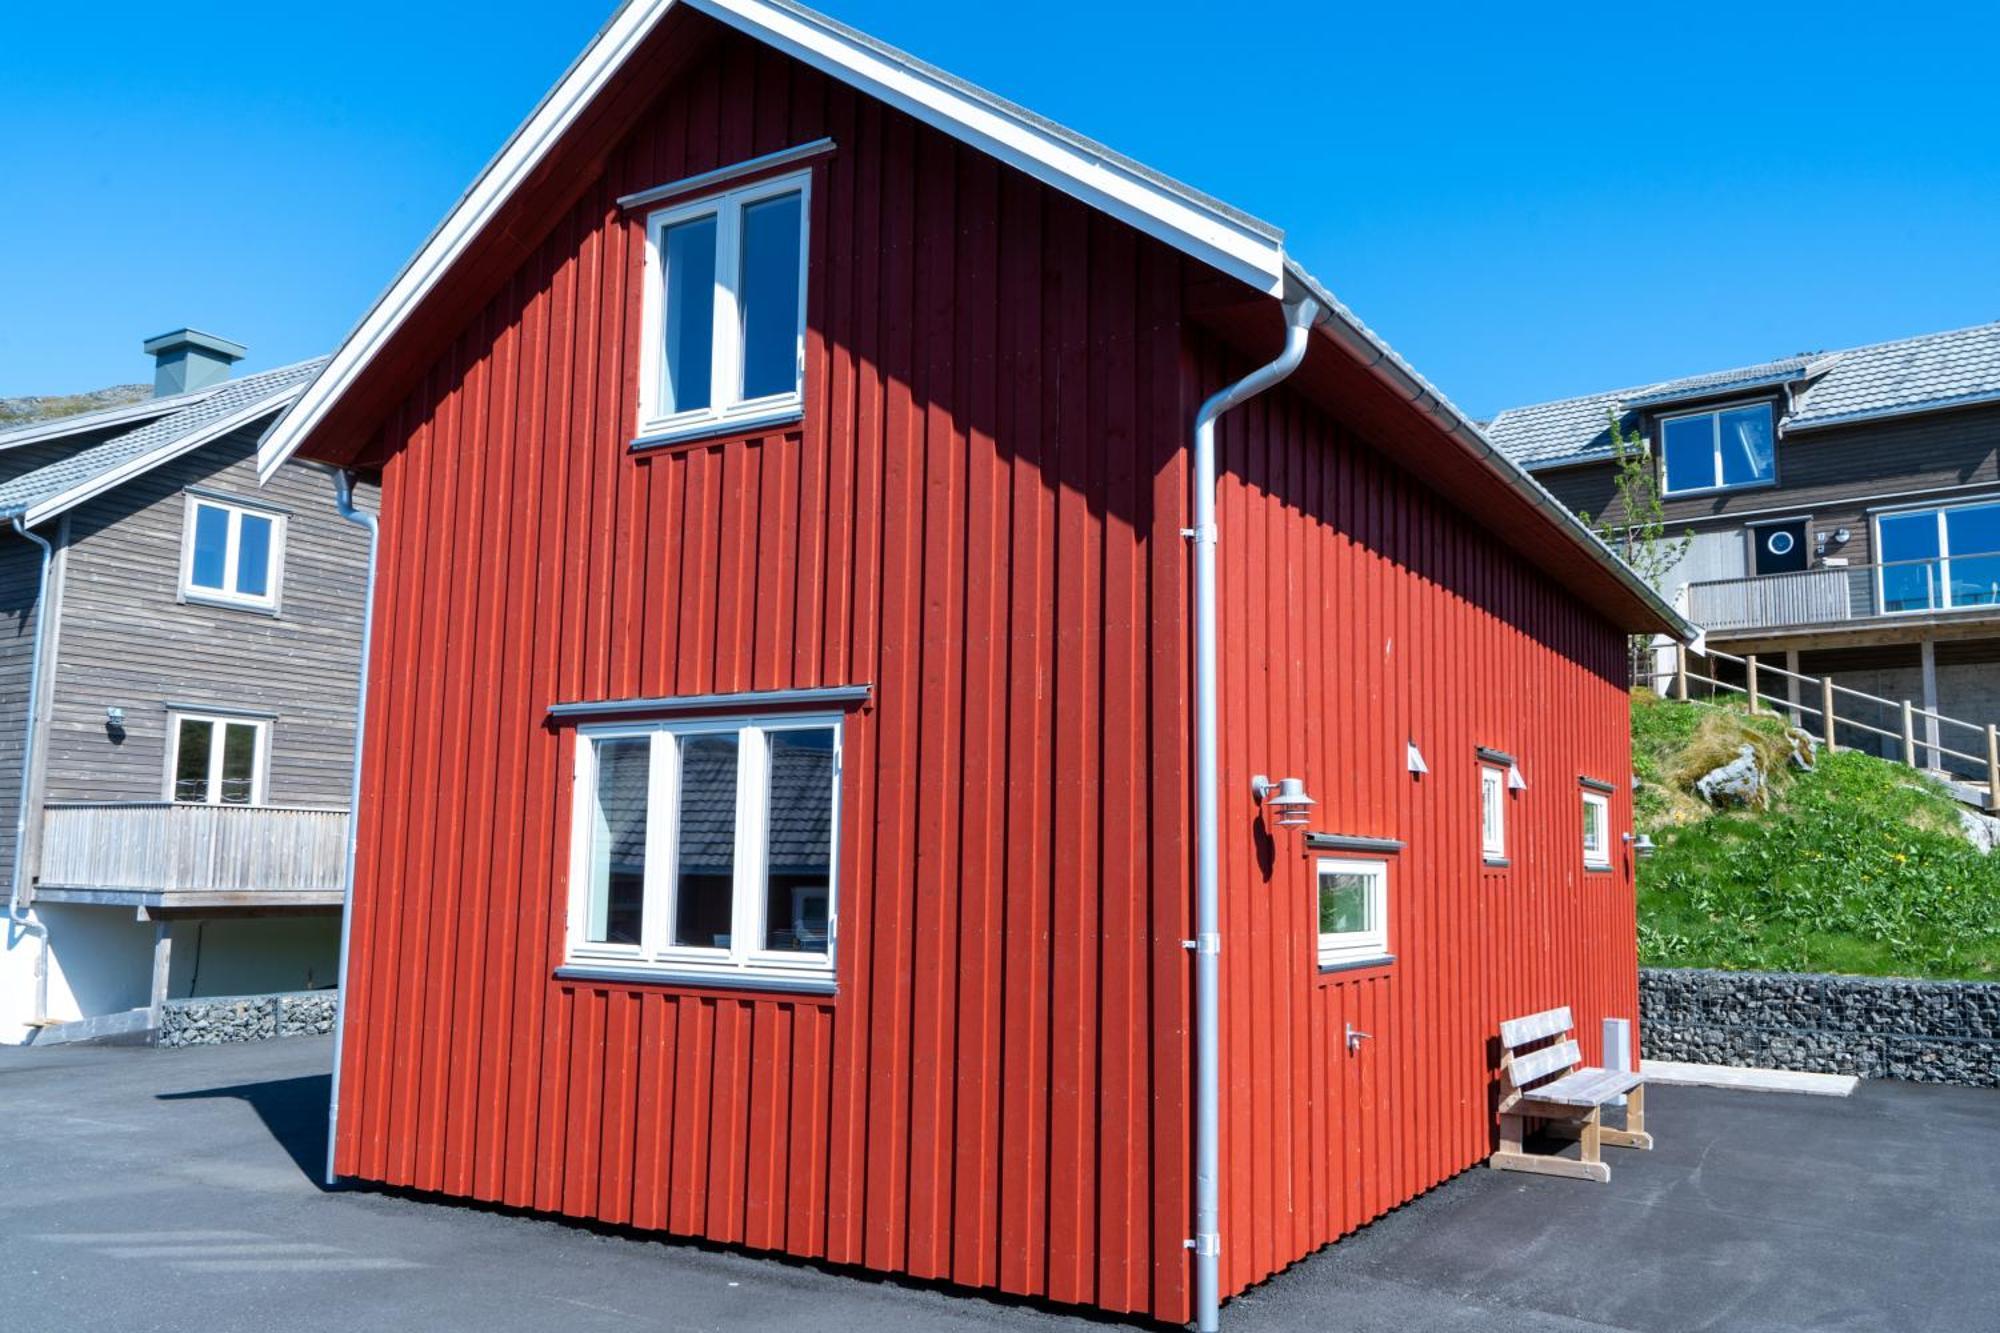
[3, 1, 1997, 417]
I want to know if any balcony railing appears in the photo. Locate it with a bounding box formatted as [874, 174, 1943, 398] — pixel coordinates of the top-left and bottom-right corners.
[1686, 556, 2000, 634]
[38, 802, 349, 904]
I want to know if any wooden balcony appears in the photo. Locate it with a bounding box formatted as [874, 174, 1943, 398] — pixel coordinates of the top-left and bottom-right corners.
[35, 802, 349, 912]
[1687, 557, 2000, 639]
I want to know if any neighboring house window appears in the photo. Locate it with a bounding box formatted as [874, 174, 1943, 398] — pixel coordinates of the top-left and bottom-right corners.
[1316, 857, 1389, 968]
[1582, 791, 1611, 868]
[637, 170, 810, 445]
[1480, 763, 1507, 862]
[169, 713, 267, 805]
[1877, 499, 2000, 614]
[181, 494, 283, 609]
[1660, 403, 1775, 495]
[568, 714, 840, 987]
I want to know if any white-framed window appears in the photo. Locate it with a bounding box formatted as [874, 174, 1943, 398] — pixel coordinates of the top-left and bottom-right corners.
[180, 493, 283, 610]
[636, 170, 810, 445]
[168, 712, 269, 805]
[1316, 857, 1389, 968]
[566, 712, 840, 988]
[1659, 402, 1775, 495]
[1582, 790, 1611, 868]
[1480, 763, 1507, 862]
[1876, 498, 2000, 615]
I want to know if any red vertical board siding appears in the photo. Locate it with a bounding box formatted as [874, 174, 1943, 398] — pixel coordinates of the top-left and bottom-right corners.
[1201, 338, 1638, 1303]
[336, 27, 1194, 1325]
[332, 19, 1640, 1327]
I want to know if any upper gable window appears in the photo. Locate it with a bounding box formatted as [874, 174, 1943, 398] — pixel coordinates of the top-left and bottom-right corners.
[181, 494, 283, 611]
[1660, 403, 1775, 495]
[637, 171, 810, 446]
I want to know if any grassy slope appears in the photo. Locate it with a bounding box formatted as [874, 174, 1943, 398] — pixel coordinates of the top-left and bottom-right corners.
[1634, 692, 2000, 981]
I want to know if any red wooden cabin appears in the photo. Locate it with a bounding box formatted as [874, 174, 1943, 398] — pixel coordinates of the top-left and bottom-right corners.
[258, 1, 1688, 1326]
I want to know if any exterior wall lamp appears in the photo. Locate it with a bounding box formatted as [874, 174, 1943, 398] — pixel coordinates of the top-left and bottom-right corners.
[1251, 774, 1316, 828]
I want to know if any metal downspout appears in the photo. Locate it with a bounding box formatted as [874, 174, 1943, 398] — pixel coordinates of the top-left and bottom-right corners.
[8, 516, 53, 1031]
[1189, 295, 1319, 1333]
[325, 469, 378, 1187]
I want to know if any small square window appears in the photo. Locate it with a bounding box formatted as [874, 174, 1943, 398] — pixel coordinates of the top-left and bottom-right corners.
[1660, 402, 1775, 495]
[1316, 857, 1389, 967]
[1480, 764, 1507, 862]
[168, 712, 269, 806]
[568, 713, 841, 989]
[637, 171, 810, 445]
[181, 494, 283, 610]
[1582, 791, 1612, 868]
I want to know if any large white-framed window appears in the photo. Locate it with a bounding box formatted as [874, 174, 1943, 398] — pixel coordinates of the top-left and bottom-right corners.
[1480, 763, 1508, 863]
[1582, 790, 1612, 869]
[1316, 857, 1390, 968]
[566, 712, 841, 989]
[1659, 402, 1776, 495]
[180, 492, 284, 611]
[636, 170, 811, 446]
[1875, 498, 2000, 615]
[167, 711, 269, 805]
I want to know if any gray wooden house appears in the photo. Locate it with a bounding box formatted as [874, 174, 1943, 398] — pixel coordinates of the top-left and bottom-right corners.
[1487, 320, 2000, 778]
[0, 331, 370, 1044]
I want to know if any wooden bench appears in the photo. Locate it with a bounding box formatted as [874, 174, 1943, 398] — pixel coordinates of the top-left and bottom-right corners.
[1490, 1006, 1651, 1183]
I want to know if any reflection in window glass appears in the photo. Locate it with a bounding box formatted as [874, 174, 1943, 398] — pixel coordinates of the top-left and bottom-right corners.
[190, 504, 230, 590]
[236, 514, 273, 597]
[586, 737, 650, 946]
[1880, 511, 1942, 612]
[661, 215, 718, 415]
[762, 727, 834, 953]
[218, 723, 258, 805]
[174, 718, 213, 803]
[673, 733, 738, 949]
[1718, 405, 1775, 488]
[1319, 870, 1373, 936]
[738, 192, 804, 401]
[1947, 504, 2000, 607]
[1660, 416, 1712, 495]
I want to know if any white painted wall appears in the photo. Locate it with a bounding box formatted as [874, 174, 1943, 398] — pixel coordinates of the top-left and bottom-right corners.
[0, 904, 341, 1043]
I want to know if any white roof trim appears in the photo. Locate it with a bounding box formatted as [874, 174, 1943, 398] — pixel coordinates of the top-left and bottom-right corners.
[0, 388, 219, 454]
[22, 388, 305, 527]
[256, 0, 1287, 479]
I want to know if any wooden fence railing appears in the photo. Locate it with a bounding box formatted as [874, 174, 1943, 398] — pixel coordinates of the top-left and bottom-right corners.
[39, 802, 349, 895]
[1643, 646, 2000, 809]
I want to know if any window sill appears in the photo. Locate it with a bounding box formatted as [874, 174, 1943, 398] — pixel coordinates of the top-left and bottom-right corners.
[555, 963, 836, 996]
[1584, 863, 1616, 874]
[1661, 479, 1778, 500]
[179, 590, 280, 618]
[1319, 953, 1395, 976]
[631, 404, 805, 453]
[1483, 856, 1511, 869]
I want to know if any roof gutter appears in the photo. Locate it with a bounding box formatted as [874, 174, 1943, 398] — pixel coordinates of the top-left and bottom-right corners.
[1284, 263, 1694, 642]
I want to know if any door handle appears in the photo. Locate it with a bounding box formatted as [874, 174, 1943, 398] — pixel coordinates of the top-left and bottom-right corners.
[1346, 1023, 1372, 1053]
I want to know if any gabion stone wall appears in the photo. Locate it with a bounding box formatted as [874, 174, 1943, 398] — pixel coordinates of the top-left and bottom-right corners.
[158, 991, 339, 1048]
[1641, 968, 2000, 1087]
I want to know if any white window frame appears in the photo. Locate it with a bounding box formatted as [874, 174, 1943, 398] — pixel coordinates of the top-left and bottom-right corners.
[1658, 400, 1777, 496]
[565, 711, 841, 989]
[1582, 790, 1612, 868]
[1872, 496, 2000, 616]
[635, 169, 812, 446]
[179, 492, 285, 611]
[1480, 763, 1508, 862]
[1315, 856, 1390, 968]
[165, 711, 270, 806]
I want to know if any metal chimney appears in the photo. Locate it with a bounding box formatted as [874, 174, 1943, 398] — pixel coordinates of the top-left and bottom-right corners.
[142, 328, 245, 396]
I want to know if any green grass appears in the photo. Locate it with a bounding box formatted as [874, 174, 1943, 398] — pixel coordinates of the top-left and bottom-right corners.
[1634, 692, 2000, 981]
